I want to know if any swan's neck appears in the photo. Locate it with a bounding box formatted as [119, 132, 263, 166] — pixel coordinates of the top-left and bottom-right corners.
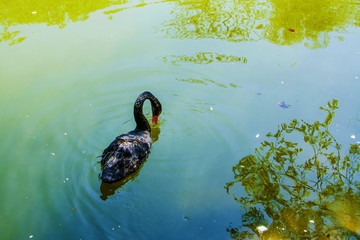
[134, 99, 150, 132]
[133, 92, 161, 132]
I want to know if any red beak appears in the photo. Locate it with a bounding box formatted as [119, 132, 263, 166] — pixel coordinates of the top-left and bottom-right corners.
[152, 115, 159, 125]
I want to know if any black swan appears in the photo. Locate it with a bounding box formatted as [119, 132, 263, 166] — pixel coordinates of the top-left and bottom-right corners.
[99, 91, 162, 183]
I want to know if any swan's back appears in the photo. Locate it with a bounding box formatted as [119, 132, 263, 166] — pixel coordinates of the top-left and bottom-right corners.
[100, 131, 151, 183]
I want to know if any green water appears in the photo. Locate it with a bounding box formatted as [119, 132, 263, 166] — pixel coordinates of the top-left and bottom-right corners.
[1, 0, 360, 239]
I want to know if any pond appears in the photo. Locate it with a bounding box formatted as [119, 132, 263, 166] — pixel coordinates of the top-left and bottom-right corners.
[1, 0, 360, 239]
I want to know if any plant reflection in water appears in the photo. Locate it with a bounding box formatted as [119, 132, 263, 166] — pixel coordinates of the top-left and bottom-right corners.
[2, 0, 360, 48]
[159, 0, 360, 48]
[225, 100, 360, 239]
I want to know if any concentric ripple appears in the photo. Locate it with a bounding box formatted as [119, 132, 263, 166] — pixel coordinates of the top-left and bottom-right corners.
[0, 59, 248, 239]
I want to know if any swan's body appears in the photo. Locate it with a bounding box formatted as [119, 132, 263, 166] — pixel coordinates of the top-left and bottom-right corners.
[99, 91, 162, 183]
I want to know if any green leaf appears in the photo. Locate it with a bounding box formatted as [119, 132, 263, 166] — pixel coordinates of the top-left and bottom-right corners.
[324, 113, 333, 126]
[332, 99, 339, 109]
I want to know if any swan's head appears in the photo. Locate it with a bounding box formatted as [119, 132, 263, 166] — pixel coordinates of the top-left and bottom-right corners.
[151, 114, 161, 125]
[151, 101, 162, 125]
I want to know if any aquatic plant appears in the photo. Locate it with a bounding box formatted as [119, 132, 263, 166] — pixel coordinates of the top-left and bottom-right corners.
[225, 99, 360, 239]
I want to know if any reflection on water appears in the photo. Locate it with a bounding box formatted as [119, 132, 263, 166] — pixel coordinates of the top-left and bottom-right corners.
[100, 170, 140, 200]
[0, 28, 26, 46]
[0, 0, 127, 45]
[99, 124, 161, 200]
[1, 0, 360, 47]
[0, 0, 126, 26]
[103, 0, 172, 16]
[176, 77, 242, 88]
[225, 100, 360, 239]
[267, 0, 360, 48]
[157, 52, 248, 65]
[158, 51, 246, 88]
[160, 0, 267, 42]
[159, 0, 360, 48]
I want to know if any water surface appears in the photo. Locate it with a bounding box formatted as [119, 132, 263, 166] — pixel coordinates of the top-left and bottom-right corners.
[1, 0, 360, 239]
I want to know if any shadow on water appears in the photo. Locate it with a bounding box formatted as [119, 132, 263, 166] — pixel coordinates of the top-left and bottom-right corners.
[99, 170, 141, 201]
[225, 100, 360, 239]
[99, 125, 161, 201]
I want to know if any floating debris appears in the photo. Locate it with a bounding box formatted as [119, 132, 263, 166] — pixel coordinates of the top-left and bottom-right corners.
[50, 153, 55, 156]
[256, 225, 268, 233]
[256, 134, 260, 138]
[288, 28, 296, 33]
[29, 235, 34, 239]
[210, 106, 213, 111]
[72, 208, 77, 211]
[351, 135, 356, 139]
[278, 101, 291, 108]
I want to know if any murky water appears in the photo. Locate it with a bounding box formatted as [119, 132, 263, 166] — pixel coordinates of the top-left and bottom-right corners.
[1, 0, 360, 239]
